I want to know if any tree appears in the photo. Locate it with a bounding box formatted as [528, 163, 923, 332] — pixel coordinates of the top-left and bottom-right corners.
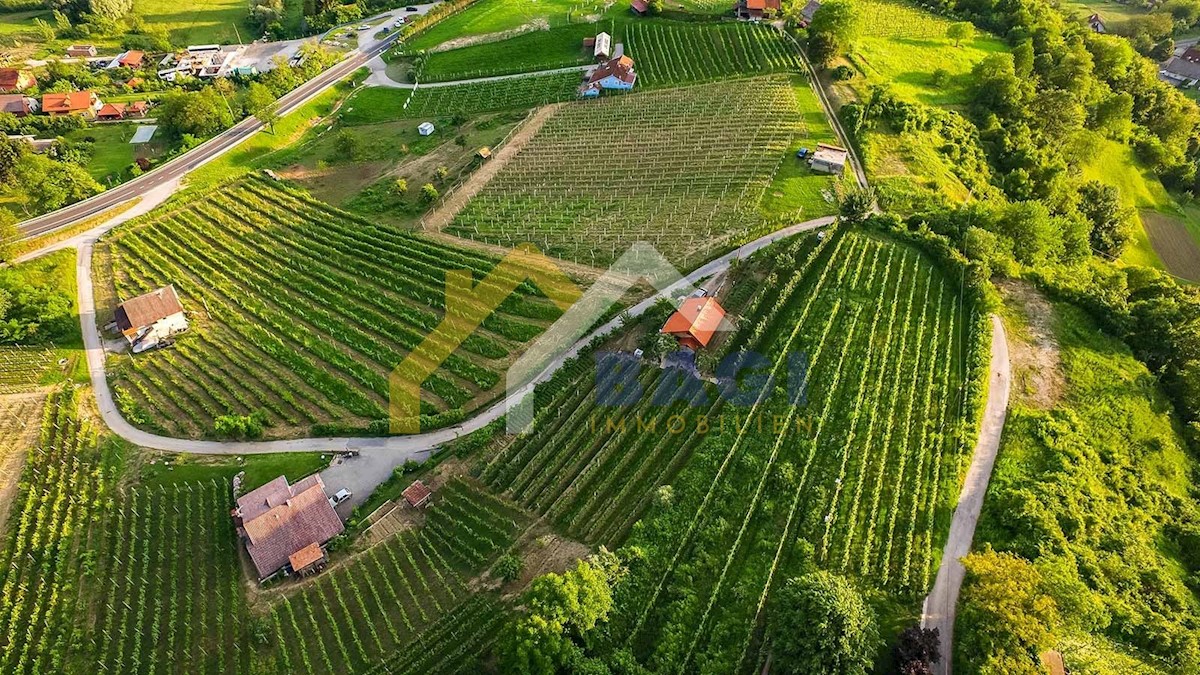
[156, 88, 235, 139]
[0, 209, 16, 263]
[957, 547, 1060, 673]
[88, 0, 133, 20]
[894, 626, 940, 675]
[0, 135, 26, 184]
[808, 0, 862, 67]
[421, 183, 439, 203]
[243, 82, 279, 134]
[947, 21, 975, 47]
[768, 571, 879, 675]
[837, 185, 874, 224]
[494, 554, 523, 582]
[1078, 181, 1133, 256]
[13, 154, 102, 214]
[334, 130, 362, 161]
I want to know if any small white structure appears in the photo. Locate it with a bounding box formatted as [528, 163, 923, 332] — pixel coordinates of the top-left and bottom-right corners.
[809, 143, 849, 175]
[115, 285, 188, 353]
[594, 32, 612, 60]
[418, 121, 435, 136]
[129, 125, 157, 144]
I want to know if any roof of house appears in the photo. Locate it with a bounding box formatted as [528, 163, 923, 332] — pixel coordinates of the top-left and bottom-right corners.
[128, 100, 149, 112]
[97, 103, 126, 117]
[114, 285, 184, 334]
[0, 69, 32, 90]
[238, 474, 345, 579]
[800, 0, 821, 20]
[127, 77, 144, 87]
[118, 50, 144, 68]
[403, 480, 432, 507]
[811, 143, 849, 165]
[288, 542, 325, 571]
[0, 95, 29, 115]
[662, 297, 727, 348]
[41, 91, 94, 114]
[589, 55, 637, 85]
[631, 0, 648, 11]
[1162, 55, 1200, 81]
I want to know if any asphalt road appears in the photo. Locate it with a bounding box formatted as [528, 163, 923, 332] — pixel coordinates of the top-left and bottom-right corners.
[16, 26, 403, 240]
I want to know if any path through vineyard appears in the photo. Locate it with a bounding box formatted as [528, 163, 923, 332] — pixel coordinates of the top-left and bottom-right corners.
[921, 314, 1010, 675]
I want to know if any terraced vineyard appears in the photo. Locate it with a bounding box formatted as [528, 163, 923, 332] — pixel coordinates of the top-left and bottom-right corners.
[624, 22, 802, 88]
[0, 346, 56, 394]
[447, 77, 803, 267]
[491, 229, 983, 671]
[264, 479, 523, 673]
[99, 178, 564, 438]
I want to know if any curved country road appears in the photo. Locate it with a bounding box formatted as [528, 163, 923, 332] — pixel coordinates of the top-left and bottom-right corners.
[921, 315, 1011, 674]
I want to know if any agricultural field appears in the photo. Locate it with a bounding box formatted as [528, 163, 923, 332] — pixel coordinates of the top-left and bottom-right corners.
[0, 346, 57, 394]
[131, 0, 253, 46]
[406, 0, 622, 51]
[416, 23, 601, 81]
[96, 178, 565, 439]
[263, 479, 523, 673]
[835, 0, 1009, 107]
[487, 227, 982, 670]
[340, 73, 583, 125]
[447, 76, 834, 268]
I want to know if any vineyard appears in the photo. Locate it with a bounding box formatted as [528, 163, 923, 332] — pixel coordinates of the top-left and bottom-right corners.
[98, 178, 564, 439]
[624, 22, 801, 88]
[340, 73, 583, 126]
[0, 346, 57, 394]
[263, 479, 523, 674]
[487, 229, 983, 671]
[447, 77, 804, 267]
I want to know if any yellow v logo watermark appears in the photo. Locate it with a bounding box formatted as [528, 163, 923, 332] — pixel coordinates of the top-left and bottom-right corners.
[389, 244, 581, 434]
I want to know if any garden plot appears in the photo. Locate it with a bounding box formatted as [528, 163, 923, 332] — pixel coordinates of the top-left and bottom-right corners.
[0, 346, 56, 394]
[99, 178, 564, 439]
[447, 77, 804, 268]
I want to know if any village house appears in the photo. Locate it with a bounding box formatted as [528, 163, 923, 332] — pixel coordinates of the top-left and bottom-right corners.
[1087, 13, 1106, 33]
[66, 44, 97, 58]
[232, 474, 345, 580]
[41, 91, 99, 117]
[0, 94, 34, 117]
[580, 55, 637, 97]
[1161, 46, 1200, 86]
[114, 285, 189, 353]
[809, 143, 849, 175]
[630, 0, 649, 14]
[734, 0, 781, 21]
[96, 102, 127, 121]
[0, 68, 35, 93]
[109, 50, 145, 70]
[661, 296, 728, 350]
[158, 45, 242, 81]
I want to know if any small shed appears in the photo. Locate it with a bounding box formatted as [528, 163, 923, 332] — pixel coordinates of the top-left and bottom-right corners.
[809, 143, 848, 175]
[594, 32, 612, 60]
[115, 285, 188, 353]
[630, 0, 649, 14]
[403, 480, 433, 508]
[66, 44, 97, 58]
[418, 121, 435, 136]
[288, 542, 327, 577]
[476, 146, 492, 159]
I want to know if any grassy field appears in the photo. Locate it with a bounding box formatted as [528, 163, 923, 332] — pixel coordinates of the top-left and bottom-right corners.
[418, 22, 600, 81]
[341, 72, 582, 124]
[132, 0, 253, 46]
[838, 0, 1009, 107]
[447, 76, 808, 267]
[486, 228, 980, 670]
[407, 0, 622, 51]
[137, 451, 331, 490]
[962, 287, 1200, 672]
[98, 178, 563, 439]
[65, 124, 140, 185]
[759, 76, 843, 220]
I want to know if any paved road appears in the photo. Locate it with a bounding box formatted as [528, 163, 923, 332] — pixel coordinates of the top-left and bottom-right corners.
[76, 216, 835, 507]
[15, 16, 406, 241]
[921, 315, 1011, 674]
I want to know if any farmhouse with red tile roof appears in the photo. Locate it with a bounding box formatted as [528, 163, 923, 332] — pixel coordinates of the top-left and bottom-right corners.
[662, 297, 728, 350]
[580, 55, 637, 97]
[41, 91, 98, 117]
[233, 474, 345, 580]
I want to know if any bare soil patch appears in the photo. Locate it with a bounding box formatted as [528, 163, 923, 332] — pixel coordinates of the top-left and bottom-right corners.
[431, 19, 550, 53]
[1140, 209, 1200, 282]
[996, 279, 1063, 408]
[0, 392, 47, 532]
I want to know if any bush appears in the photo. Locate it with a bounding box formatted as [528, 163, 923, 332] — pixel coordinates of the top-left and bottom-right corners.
[213, 412, 267, 439]
[831, 64, 855, 81]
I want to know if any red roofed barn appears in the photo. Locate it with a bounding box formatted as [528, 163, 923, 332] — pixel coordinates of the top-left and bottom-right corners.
[0, 68, 35, 92]
[233, 474, 345, 580]
[735, 0, 781, 21]
[662, 296, 727, 350]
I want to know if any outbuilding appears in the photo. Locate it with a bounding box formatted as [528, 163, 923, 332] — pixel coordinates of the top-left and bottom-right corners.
[403, 480, 433, 508]
[809, 143, 849, 175]
[418, 121, 435, 136]
[114, 285, 188, 353]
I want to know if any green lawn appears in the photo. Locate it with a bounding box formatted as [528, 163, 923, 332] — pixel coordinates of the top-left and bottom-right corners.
[133, 0, 253, 46]
[846, 0, 1009, 107]
[0, 8, 46, 40]
[418, 21, 606, 81]
[1061, 0, 1148, 33]
[65, 124, 139, 185]
[407, 0, 622, 51]
[139, 451, 332, 490]
[759, 76, 842, 220]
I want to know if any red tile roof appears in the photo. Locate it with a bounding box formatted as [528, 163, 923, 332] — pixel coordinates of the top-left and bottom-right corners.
[237, 474, 344, 579]
[97, 102, 126, 118]
[662, 297, 727, 348]
[0, 69, 33, 91]
[118, 50, 144, 68]
[588, 55, 637, 85]
[0, 95, 30, 116]
[403, 480, 432, 507]
[115, 285, 183, 337]
[631, 0, 648, 11]
[41, 91, 94, 114]
[288, 542, 325, 571]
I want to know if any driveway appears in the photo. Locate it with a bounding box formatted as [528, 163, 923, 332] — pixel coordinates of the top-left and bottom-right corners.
[921, 315, 1011, 674]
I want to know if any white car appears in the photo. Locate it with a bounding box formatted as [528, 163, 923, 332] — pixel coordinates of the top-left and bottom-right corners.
[357, 24, 371, 30]
[329, 488, 352, 506]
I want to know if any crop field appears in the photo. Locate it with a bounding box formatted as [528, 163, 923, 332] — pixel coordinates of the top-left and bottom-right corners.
[490, 228, 979, 671]
[264, 479, 522, 673]
[844, 0, 1009, 107]
[132, 0, 251, 46]
[341, 73, 582, 126]
[447, 77, 804, 267]
[418, 23, 599, 82]
[624, 22, 801, 88]
[99, 178, 564, 438]
[0, 346, 56, 394]
[407, 0, 621, 51]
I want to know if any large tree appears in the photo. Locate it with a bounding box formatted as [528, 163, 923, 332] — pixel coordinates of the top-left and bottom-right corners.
[957, 547, 1061, 673]
[156, 88, 235, 139]
[1078, 180, 1133, 256]
[13, 154, 102, 214]
[807, 0, 862, 67]
[768, 571, 879, 675]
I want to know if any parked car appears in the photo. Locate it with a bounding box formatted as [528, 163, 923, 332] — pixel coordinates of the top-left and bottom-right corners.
[406, 5, 419, 10]
[796, 147, 809, 159]
[329, 488, 352, 506]
[357, 24, 371, 30]
[690, 288, 708, 298]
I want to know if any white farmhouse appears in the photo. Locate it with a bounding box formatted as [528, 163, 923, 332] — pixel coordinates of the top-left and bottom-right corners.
[115, 285, 188, 353]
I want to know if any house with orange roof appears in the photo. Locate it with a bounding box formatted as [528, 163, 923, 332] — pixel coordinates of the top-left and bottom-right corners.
[661, 296, 728, 350]
[735, 0, 781, 20]
[232, 474, 345, 580]
[96, 102, 127, 121]
[580, 55, 637, 97]
[41, 91, 99, 117]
